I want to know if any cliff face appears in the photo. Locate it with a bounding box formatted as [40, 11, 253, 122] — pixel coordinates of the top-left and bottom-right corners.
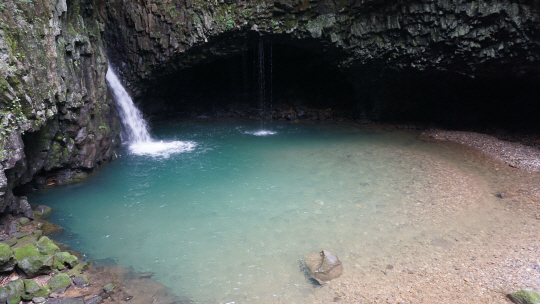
[1, 0, 539, 215]
[105, 0, 540, 120]
[0, 0, 120, 214]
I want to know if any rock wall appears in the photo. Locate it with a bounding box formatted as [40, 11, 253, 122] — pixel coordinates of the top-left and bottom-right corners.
[0, 0, 120, 214]
[105, 0, 540, 119]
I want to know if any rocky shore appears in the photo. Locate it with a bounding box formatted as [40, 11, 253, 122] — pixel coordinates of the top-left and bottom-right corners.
[0, 206, 186, 304]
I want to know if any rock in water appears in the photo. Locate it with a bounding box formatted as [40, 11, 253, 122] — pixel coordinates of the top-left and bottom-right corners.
[305, 250, 343, 284]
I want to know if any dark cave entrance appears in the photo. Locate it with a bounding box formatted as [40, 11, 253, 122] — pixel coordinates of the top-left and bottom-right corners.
[140, 43, 357, 121]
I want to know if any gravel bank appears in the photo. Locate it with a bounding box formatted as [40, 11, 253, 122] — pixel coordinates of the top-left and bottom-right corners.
[426, 130, 540, 172]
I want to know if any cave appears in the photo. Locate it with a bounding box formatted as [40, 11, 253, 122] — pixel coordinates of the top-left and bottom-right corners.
[2, 0, 540, 302]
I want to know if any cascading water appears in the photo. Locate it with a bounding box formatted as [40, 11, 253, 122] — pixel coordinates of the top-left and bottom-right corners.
[247, 41, 276, 136]
[106, 66, 196, 157]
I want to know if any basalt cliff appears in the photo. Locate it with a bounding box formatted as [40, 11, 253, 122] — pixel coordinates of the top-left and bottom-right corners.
[1, 0, 540, 214]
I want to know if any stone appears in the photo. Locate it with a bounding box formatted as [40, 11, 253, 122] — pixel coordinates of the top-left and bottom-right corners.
[45, 297, 85, 304]
[1, 279, 25, 304]
[32, 230, 44, 237]
[22, 279, 51, 300]
[36, 236, 60, 255]
[34, 205, 53, 217]
[4, 237, 16, 247]
[85, 296, 103, 304]
[0, 243, 15, 272]
[53, 252, 79, 270]
[508, 289, 540, 304]
[304, 250, 343, 284]
[33, 297, 47, 303]
[19, 217, 31, 225]
[0, 243, 12, 263]
[47, 273, 72, 294]
[13, 235, 37, 248]
[103, 283, 116, 293]
[72, 274, 89, 287]
[13, 232, 29, 239]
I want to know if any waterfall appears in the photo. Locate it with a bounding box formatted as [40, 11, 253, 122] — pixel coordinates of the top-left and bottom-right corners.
[245, 41, 276, 137]
[106, 65, 195, 157]
[106, 68, 152, 143]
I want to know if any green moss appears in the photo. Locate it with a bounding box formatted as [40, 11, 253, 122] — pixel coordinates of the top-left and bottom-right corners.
[36, 236, 60, 255]
[53, 252, 78, 270]
[509, 289, 540, 304]
[47, 273, 71, 293]
[13, 244, 39, 262]
[22, 280, 50, 300]
[0, 243, 12, 264]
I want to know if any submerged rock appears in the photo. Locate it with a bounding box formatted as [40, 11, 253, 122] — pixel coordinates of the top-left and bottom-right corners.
[304, 250, 343, 284]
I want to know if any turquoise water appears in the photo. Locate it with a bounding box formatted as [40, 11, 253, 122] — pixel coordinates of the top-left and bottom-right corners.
[29, 121, 472, 303]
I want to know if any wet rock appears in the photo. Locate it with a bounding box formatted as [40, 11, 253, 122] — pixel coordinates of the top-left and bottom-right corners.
[508, 289, 540, 304]
[47, 273, 72, 294]
[53, 252, 79, 270]
[22, 279, 51, 300]
[304, 250, 343, 284]
[13, 243, 54, 278]
[103, 283, 116, 293]
[72, 274, 89, 287]
[34, 205, 53, 218]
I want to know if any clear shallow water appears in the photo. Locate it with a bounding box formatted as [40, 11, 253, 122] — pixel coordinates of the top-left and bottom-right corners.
[28, 121, 498, 303]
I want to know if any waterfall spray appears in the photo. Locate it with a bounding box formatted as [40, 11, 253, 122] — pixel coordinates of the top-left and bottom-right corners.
[106, 64, 196, 157]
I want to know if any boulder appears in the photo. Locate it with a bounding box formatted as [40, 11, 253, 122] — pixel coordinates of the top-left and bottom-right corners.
[22, 279, 51, 300]
[13, 244, 54, 277]
[53, 252, 79, 270]
[47, 273, 72, 294]
[0, 279, 25, 304]
[36, 236, 60, 255]
[304, 250, 343, 284]
[0, 243, 16, 272]
[72, 274, 89, 287]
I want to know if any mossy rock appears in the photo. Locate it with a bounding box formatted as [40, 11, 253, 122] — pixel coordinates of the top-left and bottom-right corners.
[53, 252, 79, 270]
[17, 255, 54, 278]
[22, 279, 51, 300]
[39, 221, 64, 237]
[33, 205, 52, 218]
[36, 236, 60, 255]
[67, 261, 90, 277]
[48, 273, 72, 293]
[4, 237, 17, 247]
[32, 230, 43, 237]
[13, 244, 40, 261]
[1, 279, 24, 304]
[72, 274, 89, 287]
[19, 218, 31, 225]
[12, 235, 37, 249]
[509, 289, 540, 304]
[103, 283, 115, 293]
[0, 243, 12, 263]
